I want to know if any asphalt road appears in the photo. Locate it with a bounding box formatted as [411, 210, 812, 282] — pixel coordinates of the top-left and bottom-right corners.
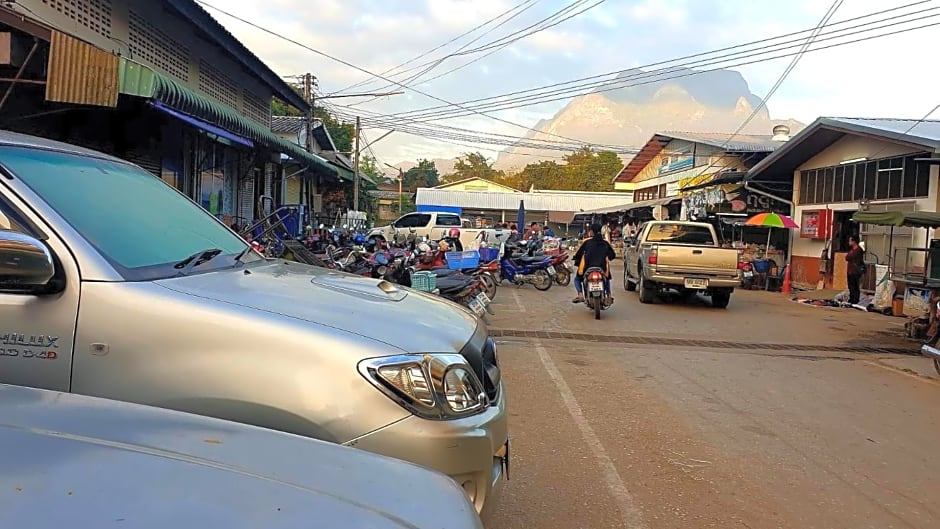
[484, 263, 940, 529]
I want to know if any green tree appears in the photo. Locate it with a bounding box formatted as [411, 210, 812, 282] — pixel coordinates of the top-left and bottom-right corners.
[502, 160, 565, 191]
[358, 155, 384, 181]
[442, 152, 504, 183]
[313, 107, 354, 153]
[403, 158, 440, 190]
[559, 147, 623, 191]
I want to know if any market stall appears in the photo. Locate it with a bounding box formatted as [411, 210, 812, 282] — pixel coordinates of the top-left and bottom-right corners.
[851, 210, 940, 330]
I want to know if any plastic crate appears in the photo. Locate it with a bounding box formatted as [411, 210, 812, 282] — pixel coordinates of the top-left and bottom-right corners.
[411, 271, 437, 292]
[446, 250, 481, 270]
[479, 247, 500, 263]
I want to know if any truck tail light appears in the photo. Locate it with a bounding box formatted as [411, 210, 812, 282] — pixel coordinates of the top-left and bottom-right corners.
[648, 245, 658, 265]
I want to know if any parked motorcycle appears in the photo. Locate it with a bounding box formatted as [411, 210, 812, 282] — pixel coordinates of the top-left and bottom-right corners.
[550, 253, 572, 286]
[499, 242, 553, 291]
[582, 266, 611, 320]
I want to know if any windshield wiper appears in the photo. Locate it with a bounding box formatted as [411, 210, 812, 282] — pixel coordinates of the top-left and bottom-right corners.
[233, 245, 253, 267]
[174, 248, 223, 276]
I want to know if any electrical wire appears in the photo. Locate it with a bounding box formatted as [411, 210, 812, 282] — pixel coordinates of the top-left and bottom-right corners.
[347, 0, 600, 108]
[388, 5, 935, 121]
[388, 1, 930, 119]
[195, 0, 613, 148]
[336, 0, 542, 97]
[684, 0, 844, 183]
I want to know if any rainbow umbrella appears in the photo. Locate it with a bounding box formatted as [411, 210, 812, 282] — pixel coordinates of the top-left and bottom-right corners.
[745, 213, 799, 256]
[745, 212, 800, 229]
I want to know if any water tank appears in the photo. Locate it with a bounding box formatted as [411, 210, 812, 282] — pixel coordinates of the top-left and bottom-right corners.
[772, 125, 791, 142]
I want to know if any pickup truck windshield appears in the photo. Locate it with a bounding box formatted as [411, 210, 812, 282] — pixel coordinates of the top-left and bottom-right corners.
[645, 224, 716, 246]
[1, 146, 250, 280]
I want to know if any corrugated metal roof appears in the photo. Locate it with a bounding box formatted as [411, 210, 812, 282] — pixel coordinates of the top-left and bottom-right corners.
[271, 116, 304, 134]
[828, 117, 940, 145]
[118, 58, 339, 180]
[747, 117, 940, 182]
[415, 188, 633, 212]
[661, 131, 785, 152]
[46, 31, 119, 107]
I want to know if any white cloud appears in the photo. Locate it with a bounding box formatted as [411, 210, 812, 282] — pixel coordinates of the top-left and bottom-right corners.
[207, 0, 940, 164]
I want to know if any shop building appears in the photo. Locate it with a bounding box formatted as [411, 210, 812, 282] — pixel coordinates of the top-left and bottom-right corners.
[611, 128, 791, 197]
[744, 117, 940, 290]
[271, 115, 359, 220]
[584, 130, 791, 249]
[0, 0, 336, 229]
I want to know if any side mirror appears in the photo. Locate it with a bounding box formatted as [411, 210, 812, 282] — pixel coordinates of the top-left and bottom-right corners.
[0, 231, 56, 294]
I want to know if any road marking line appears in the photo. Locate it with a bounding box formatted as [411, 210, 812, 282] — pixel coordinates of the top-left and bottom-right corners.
[510, 289, 527, 312]
[533, 340, 646, 528]
[507, 290, 645, 527]
[863, 359, 940, 387]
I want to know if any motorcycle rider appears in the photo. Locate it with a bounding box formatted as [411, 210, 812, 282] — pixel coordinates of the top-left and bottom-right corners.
[572, 223, 615, 305]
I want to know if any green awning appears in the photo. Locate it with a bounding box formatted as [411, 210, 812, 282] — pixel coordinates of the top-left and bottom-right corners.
[118, 59, 340, 180]
[852, 210, 940, 229]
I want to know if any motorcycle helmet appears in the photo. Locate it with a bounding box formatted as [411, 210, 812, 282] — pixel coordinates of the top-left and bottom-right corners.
[416, 242, 435, 264]
[439, 240, 450, 253]
[448, 227, 461, 239]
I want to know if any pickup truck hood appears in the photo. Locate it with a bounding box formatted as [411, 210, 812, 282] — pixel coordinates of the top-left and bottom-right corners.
[154, 260, 479, 354]
[0, 384, 482, 529]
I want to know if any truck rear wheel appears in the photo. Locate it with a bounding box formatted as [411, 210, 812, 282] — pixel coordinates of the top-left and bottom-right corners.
[638, 272, 655, 304]
[712, 292, 731, 309]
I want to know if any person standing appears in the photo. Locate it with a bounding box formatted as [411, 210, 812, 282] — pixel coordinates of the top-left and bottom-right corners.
[845, 236, 865, 305]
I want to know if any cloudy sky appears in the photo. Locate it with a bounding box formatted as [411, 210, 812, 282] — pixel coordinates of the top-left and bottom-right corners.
[204, 0, 939, 164]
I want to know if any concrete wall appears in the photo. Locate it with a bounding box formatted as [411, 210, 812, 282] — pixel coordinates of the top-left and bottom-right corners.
[788, 134, 940, 287]
[21, 0, 272, 125]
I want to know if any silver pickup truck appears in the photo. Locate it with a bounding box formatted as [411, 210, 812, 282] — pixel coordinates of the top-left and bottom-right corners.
[623, 220, 742, 308]
[0, 383, 483, 529]
[0, 132, 508, 514]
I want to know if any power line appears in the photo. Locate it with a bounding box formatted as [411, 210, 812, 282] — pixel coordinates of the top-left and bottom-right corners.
[327, 10, 932, 149]
[413, 0, 606, 88]
[386, 1, 933, 120]
[336, 0, 542, 97]
[688, 0, 844, 182]
[395, 20, 938, 122]
[347, 0, 600, 108]
[195, 0, 611, 148]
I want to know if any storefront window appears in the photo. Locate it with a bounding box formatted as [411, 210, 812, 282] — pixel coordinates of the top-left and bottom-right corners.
[799, 153, 930, 205]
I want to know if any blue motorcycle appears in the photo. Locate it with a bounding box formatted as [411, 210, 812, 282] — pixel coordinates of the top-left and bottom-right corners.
[499, 242, 553, 291]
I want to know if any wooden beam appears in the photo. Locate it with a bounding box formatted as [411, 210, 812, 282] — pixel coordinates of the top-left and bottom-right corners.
[0, 6, 52, 41]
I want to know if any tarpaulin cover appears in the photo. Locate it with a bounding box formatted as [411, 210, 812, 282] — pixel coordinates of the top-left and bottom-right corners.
[852, 210, 940, 229]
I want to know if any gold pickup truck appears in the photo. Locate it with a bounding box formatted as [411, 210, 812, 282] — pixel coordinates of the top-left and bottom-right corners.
[623, 221, 742, 308]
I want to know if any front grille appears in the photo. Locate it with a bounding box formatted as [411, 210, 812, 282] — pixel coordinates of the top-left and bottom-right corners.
[481, 336, 500, 403]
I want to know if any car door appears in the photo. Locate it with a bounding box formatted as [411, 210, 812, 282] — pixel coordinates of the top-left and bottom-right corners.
[0, 191, 79, 392]
[625, 223, 646, 279]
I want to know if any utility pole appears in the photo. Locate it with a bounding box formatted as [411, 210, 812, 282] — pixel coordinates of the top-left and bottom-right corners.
[353, 116, 360, 212]
[398, 168, 404, 213]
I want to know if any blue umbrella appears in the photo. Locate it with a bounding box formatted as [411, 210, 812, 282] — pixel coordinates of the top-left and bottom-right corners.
[516, 200, 525, 233]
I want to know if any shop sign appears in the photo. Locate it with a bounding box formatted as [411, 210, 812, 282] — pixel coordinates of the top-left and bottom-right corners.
[678, 173, 716, 190]
[746, 193, 789, 215]
[659, 145, 694, 174]
[684, 183, 790, 218]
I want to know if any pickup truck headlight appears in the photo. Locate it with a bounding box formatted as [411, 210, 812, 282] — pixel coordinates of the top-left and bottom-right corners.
[359, 354, 487, 420]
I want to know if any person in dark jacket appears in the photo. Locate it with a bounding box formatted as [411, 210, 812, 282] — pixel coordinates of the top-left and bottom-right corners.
[572, 223, 616, 304]
[845, 236, 866, 304]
